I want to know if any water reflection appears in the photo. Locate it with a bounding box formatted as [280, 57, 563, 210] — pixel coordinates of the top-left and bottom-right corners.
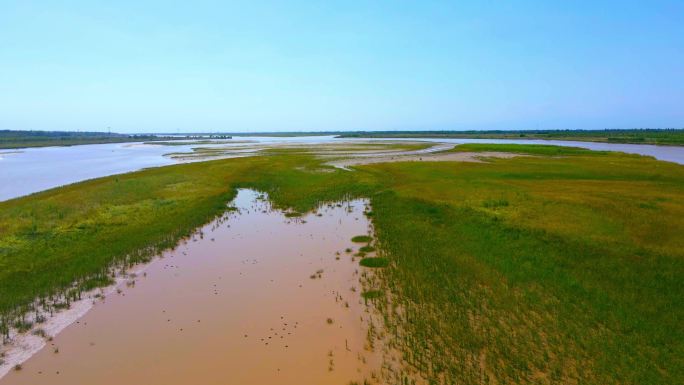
[1, 136, 682, 201]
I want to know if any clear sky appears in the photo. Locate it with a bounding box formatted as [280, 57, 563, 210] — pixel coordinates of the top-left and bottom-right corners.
[1, 1, 682, 133]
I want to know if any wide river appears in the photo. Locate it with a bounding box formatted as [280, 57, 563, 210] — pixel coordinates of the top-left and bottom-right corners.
[1, 136, 683, 202]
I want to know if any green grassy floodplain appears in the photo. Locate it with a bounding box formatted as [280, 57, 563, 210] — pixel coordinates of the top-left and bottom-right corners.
[1, 144, 683, 384]
[338, 128, 684, 145]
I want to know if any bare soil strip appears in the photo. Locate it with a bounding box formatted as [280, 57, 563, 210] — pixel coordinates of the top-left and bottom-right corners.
[326, 151, 523, 170]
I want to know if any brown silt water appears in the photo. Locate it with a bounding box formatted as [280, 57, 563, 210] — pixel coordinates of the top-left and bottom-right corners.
[1, 189, 382, 385]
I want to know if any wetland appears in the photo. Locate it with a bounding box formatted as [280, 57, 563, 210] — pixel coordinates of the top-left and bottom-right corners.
[1, 141, 683, 384]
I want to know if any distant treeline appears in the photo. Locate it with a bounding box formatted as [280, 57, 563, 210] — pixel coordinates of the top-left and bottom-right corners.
[0, 130, 178, 149]
[336, 128, 684, 145]
[4, 128, 683, 148]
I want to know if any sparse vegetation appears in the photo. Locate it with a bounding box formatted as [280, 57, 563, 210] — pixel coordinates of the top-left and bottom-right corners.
[361, 290, 384, 300]
[452, 142, 610, 156]
[310, 269, 324, 279]
[12, 320, 33, 333]
[351, 235, 372, 243]
[359, 245, 375, 253]
[359, 257, 389, 268]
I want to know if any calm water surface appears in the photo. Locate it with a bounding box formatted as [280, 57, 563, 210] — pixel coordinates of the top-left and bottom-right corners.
[1, 136, 682, 201]
[0, 189, 388, 384]
[0, 136, 333, 201]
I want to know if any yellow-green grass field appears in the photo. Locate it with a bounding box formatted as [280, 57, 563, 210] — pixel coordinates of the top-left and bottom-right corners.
[1, 144, 682, 384]
[339, 128, 684, 145]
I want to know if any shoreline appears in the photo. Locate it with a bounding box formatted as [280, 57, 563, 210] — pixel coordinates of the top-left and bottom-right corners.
[0, 259, 153, 379]
[325, 151, 523, 170]
[0, 190, 399, 384]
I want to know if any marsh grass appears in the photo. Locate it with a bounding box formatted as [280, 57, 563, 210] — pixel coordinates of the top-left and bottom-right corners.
[362, 150, 684, 384]
[0, 157, 247, 339]
[359, 257, 389, 268]
[361, 290, 384, 300]
[451, 143, 611, 156]
[482, 198, 509, 209]
[12, 320, 32, 333]
[352, 235, 373, 243]
[359, 245, 376, 253]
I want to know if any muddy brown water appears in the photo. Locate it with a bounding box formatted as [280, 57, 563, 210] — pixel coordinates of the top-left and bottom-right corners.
[1, 189, 383, 385]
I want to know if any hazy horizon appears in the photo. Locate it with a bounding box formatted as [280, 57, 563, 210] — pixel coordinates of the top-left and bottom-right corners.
[2, 1, 683, 134]
[4, 128, 684, 135]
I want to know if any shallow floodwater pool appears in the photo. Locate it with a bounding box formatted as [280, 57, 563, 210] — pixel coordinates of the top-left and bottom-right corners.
[0, 189, 386, 385]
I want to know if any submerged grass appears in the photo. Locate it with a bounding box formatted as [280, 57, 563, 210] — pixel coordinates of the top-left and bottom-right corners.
[1, 144, 683, 384]
[359, 257, 389, 268]
[359, 245, 375, 253]
[351, 235, 373, 243]
[361, 290, 384, 300]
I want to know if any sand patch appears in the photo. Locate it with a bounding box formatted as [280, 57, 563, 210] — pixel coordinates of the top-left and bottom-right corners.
[326, 151, 524, 170]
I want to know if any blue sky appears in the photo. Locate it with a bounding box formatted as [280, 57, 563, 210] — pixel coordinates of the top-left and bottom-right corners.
[1, 1, 682, 133]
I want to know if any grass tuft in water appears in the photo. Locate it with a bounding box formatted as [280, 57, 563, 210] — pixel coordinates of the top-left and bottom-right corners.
[359, 245, 375, 253]
[361, 290, 384, 300]
[359, 257, 389, 268]
[351, 235, 372, 243]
